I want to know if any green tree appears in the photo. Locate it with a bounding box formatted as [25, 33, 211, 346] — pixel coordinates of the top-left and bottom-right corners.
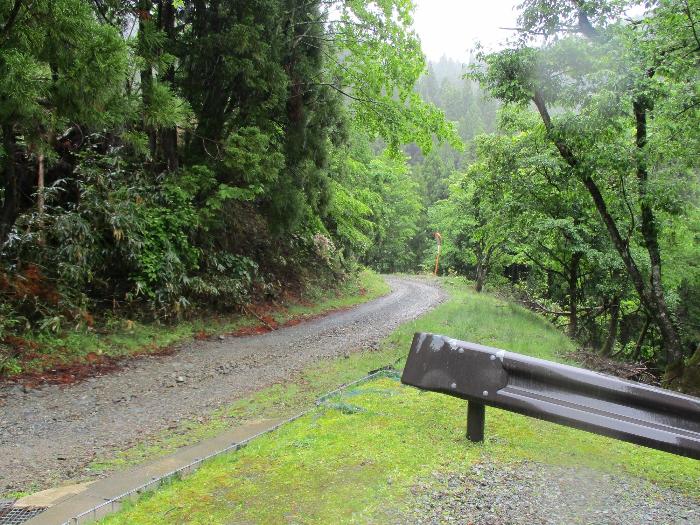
[0, 0, 128, 241]
[363, 153, 424, 272]
[430, 172, 511, 291]
[473, 0, 700, 375]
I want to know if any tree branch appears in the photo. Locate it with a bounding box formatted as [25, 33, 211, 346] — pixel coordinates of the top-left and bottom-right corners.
[1, 0, 23, 38]
[683, 0, 700, 51]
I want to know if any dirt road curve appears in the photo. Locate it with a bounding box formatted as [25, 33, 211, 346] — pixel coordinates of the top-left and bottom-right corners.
[0, 276, 444, 494]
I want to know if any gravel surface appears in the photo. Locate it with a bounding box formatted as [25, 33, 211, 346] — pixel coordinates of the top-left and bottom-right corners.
[0, 275, 444, 495]
[404, 461, 700, 525]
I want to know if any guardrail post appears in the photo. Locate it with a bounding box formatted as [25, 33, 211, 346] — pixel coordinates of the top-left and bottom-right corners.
[466, 401, 485, 442]
[402, 332, 700, 459]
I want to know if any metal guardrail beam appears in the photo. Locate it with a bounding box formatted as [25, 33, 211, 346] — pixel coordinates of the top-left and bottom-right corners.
[401, 333, 700, 460]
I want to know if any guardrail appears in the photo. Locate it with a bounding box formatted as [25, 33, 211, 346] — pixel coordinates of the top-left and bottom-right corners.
[401, 333, 700, 460]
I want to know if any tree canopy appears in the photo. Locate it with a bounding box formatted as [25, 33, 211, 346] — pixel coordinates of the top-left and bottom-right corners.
[1, 0, 698, 391]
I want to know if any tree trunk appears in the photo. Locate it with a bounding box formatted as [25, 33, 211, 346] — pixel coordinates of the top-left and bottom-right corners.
[567, 252, 582, 338]
[159, 0, 178, 171]
[36, 152, 44, 215]
[531, 90, 684, 374]
[139, 0, 157, 159]
[188, 0, 229, 157]
[474, 243, 487, 293]
[36, 150, 45, 245]
[0, 124, 19, 243]
[601, 295, 621, 356]
[678, 345, 700, 396]
[547, 269, 555, 297]
[633, 315, 651, 360]
[475, 262, 485, 293]
[633, 98, 683, 368]
[554, 5, 685, 372]
[1, 0, 23, 40]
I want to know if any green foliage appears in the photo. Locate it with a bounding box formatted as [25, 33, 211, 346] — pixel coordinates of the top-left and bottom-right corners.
[127, 181, 200, 307]
[326, 177, 375, 254]
[2, 146, 200, 317]
[473, 47, 541, 106]
[329, 1, 462, 152]
[223, 127, 284, 190]
[2, 0, 694, 386]
[0, 303, 22, 375]
[459, 0, 700, 372]
[0, 0, 458, 358]
[0, 0, 129, 134]
[362, 154, 424, 272]
[324, 129, 425, 272]
[141, 80, 192, 129]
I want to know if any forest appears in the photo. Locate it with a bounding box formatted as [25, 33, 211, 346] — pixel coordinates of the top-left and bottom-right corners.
[0, 0, 698, 391]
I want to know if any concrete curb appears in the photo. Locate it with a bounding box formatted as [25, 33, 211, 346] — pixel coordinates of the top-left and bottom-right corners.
[24, 419, 283, 525]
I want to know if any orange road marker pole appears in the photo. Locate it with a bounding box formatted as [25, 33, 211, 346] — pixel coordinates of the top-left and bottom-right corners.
[433, 232, 442, 276]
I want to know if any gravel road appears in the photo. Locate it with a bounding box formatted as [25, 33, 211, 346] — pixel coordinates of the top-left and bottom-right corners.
[0, 275, 444, 495]
[404, 461, 700, 525]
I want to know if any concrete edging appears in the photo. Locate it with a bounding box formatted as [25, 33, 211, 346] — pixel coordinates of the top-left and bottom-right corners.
[23, 370, 395, 525]
[23, 419, 283, 525]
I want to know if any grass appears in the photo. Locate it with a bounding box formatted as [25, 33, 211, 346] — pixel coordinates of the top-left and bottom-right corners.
[8, 269, 389, 378]
[85, 269, 392, 475]
[98, 276, 700, 524]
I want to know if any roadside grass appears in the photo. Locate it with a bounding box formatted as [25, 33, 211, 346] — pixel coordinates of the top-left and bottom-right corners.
[98, 277, 700, 524]
[85, 269, 392, 475]
[6, 269, 389, 379]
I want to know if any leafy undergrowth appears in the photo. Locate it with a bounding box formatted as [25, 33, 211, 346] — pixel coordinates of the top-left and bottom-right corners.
[2, 269, 389, 384]
[98, 277, 699, 524]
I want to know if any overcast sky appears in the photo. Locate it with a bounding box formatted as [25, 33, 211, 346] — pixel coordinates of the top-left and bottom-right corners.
[413, 1, 521, 63]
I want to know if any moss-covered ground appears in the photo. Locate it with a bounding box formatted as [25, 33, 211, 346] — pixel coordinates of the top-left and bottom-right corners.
[99, 277, 699, 524]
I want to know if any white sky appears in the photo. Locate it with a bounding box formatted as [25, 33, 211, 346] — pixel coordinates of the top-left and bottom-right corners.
[413, 1, 521, 63]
